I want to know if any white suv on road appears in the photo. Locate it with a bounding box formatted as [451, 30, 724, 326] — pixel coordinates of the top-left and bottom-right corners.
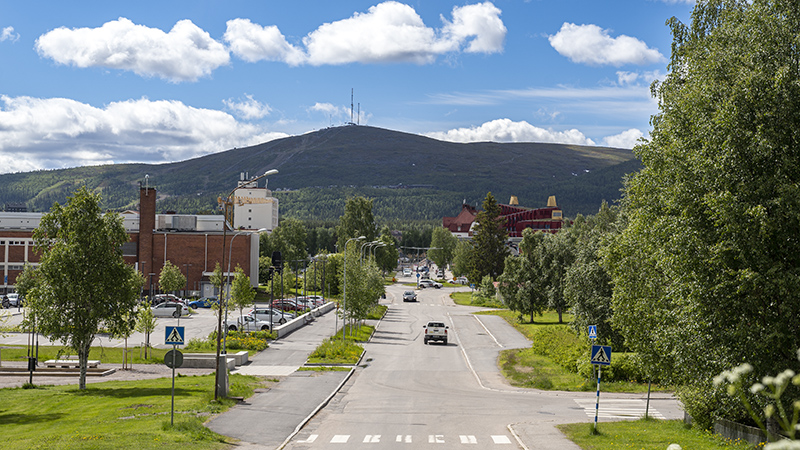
[418, 279, 442, 289]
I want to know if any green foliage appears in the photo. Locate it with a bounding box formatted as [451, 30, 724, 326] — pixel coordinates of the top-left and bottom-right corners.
[230, 265, 256, 320]
[18, 186, 143, 389]
[307, 337, 364, 365]
[428, 226, 458, 269]
[158, 260, 186, 294]
[451, 240, 473, 278]
[469, 192, 508, 282]
[135, 301, 157, 359]
[337, 196, 377, 251]
[375, 226, 399, 274]
[478, 275, 496, 299]
[498, 229, 548, 323]
[603, 0, 800, 427]
[225, 330, 271, 351]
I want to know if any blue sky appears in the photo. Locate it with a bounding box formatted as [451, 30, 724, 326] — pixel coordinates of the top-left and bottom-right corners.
[0, 0, 694, 174]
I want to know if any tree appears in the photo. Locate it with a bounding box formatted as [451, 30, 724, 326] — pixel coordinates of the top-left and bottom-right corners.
[375, 226, 399, 274]
[230, 265, 256, 324]
[451, 240, 474, 279]
[469, 192, 508, 283]
[540, 230, 575, 324]
[159, 260, 186, 296]
[270, 218, 309, 264]
[498, 228, 548, 323]
[135, 301, 157, 359]
[17, 187, 143, 389]
[428, 227, 458, 272]
[603, 0, 800, 428]
[337, 196, 377, 251]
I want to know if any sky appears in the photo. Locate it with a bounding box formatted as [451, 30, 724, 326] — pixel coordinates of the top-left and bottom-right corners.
[0, 0, 695, 174]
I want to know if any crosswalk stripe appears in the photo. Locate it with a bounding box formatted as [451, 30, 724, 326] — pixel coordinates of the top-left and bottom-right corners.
[491, 435, 512, 444]
[330, 435, 350, 443]
[460, 435, 477, 444]
[396, 435, 412, 443]
[574, 399, 666, 419]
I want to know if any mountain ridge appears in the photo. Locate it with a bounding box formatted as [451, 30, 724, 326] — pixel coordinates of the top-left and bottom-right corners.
[0, 125, 640, 220]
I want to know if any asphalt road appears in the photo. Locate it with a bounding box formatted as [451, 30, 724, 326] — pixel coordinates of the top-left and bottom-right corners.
[283, 278, 683, 449]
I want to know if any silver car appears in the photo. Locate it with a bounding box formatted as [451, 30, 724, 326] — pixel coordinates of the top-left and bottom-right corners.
[249, 307, 293, 325]
[152, 302, 189, 318]
[225, 314, 272, 332]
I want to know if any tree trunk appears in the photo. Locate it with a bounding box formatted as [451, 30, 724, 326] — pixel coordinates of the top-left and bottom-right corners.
[78, 341, 91, 390]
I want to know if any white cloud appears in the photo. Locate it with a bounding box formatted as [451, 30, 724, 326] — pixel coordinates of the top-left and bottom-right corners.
[549, 23, 665, 66]
[602, 128, 644, 148]
[426, 118, 595, 146]
[228, 1, 506, 66]
[617, 70, 664, 85]
[0, 95, 287, 173]
[1, 26, 20, 42]
[35, 18, 230, 82]
[223, 18, 306, 65]
[223, 94, 272, 120]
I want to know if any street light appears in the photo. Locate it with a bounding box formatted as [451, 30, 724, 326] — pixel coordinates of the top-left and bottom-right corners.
[360, 240, 380, 263]
[222, 228, 267, 353]
[342, 235, 365, 341]
[215, 169, 277, 400]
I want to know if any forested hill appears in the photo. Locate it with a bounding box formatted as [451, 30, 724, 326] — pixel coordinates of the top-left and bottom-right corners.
[0, 125, 640, 221]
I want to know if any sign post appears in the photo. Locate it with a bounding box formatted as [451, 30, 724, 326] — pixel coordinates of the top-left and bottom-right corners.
[165, 326, 185, 426]
[590, 344, 612, 433]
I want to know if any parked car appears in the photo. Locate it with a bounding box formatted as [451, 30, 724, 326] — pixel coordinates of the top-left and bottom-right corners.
[271, 299, 302, 311]
[249, 307, 294, 325]
[418, 279, 442, 289]
[2, 293, 23, 308]
[402, 290, 417, 302]
[225, 314, 271, 332]
[455, 276, 469, 285]
[152, 294, 185, 306]
[152, 302, 190, 318]
[305, 295, 326, 306]
[188, 297, 218, 308]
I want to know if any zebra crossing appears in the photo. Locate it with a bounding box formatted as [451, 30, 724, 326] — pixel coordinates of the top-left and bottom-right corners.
[573, 398, 665, 420]
[295, 433, 515, 445]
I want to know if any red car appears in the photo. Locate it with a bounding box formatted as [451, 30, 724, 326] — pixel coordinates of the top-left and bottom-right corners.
[271, 299, 302, 311]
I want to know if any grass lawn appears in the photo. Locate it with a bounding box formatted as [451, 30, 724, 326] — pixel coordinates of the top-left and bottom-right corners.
[0, 373, 265, 450]
[306, 324, 374, 365]
[450, 291, 506, 308]
[558, 418, 752, 449]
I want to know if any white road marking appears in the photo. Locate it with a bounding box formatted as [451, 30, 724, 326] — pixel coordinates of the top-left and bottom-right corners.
[330, 435, 350, 443]
[297, 434, 318, 443]
[460, 435, 477, 444]
[491, 435, 512, 444]
[396, 435, 412, 443]
[428, 434, 445, 443]
[363, 435, 381, 443]
[574, 399, 666, 419]
[474, 315, 503, 347]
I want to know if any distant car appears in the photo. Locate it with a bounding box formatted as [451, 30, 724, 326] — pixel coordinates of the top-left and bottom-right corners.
[423, 321, 448, 345]
[403, 268, 412, 276]
[304, 295, 326, 306]
[402, 290, 417, 302]
[152, 302, 189, 318]
[418, 279, 442, 289]
[225, 314, 271, 332]
[188, 297, 217, 308]
[455, 276, 469, 285]
[250, 307, 293, 325]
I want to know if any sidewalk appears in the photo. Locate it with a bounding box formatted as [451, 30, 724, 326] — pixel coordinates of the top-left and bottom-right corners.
[207, 308, 352, 449]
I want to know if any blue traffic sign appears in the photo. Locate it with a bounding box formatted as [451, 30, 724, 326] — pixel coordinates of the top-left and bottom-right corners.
[165, 326, 185, 345]
[588, 325, 598, 340]
[590, 345, 611, 366]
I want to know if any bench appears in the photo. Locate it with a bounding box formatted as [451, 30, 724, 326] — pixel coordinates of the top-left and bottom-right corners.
[44, 359, 100, 368]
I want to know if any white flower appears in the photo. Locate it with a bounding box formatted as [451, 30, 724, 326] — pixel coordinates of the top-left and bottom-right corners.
[667, 445, 682, 450]
[750, 383, 765, 394]
[764, 440, 800, 450]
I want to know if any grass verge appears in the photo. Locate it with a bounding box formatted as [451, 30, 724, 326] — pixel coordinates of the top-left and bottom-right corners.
[450, 291, 506, 308]
[558, 418, 752, 449]
[306, 324, 374, 365]
[0, 373, 265, 450]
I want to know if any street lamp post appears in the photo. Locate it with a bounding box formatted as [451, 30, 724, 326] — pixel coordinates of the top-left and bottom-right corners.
[215, 169, 277, 400]
[342, 236, 365, 341]
[222, 228, 267, 353]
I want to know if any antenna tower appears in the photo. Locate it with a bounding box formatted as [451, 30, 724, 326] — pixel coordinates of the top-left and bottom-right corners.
[350, 88, 354, 125]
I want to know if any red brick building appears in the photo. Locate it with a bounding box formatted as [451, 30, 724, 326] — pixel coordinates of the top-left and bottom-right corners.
[442, 196, 566, 240]
[1, 186, 261, 298]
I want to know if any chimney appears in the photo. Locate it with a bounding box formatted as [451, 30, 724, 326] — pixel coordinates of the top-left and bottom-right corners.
[139, 185, 156, 290]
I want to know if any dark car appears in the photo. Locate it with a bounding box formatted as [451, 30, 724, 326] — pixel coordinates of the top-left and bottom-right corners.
[271, 299, 302, 311]
[402, 290, 417, 302]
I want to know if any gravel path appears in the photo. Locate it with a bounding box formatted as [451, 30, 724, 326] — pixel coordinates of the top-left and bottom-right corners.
[0, 361, 215, 388]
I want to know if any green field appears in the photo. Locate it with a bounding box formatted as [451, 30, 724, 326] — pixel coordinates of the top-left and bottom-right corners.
[0, 374, 264, 450]
[558, 419, 752, 449]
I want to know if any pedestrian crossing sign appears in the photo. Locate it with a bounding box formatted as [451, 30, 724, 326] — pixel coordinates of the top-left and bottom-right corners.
[165, 326, 185, 345]
[588, 325, 597, 340]
[591, 345, 611, 366]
